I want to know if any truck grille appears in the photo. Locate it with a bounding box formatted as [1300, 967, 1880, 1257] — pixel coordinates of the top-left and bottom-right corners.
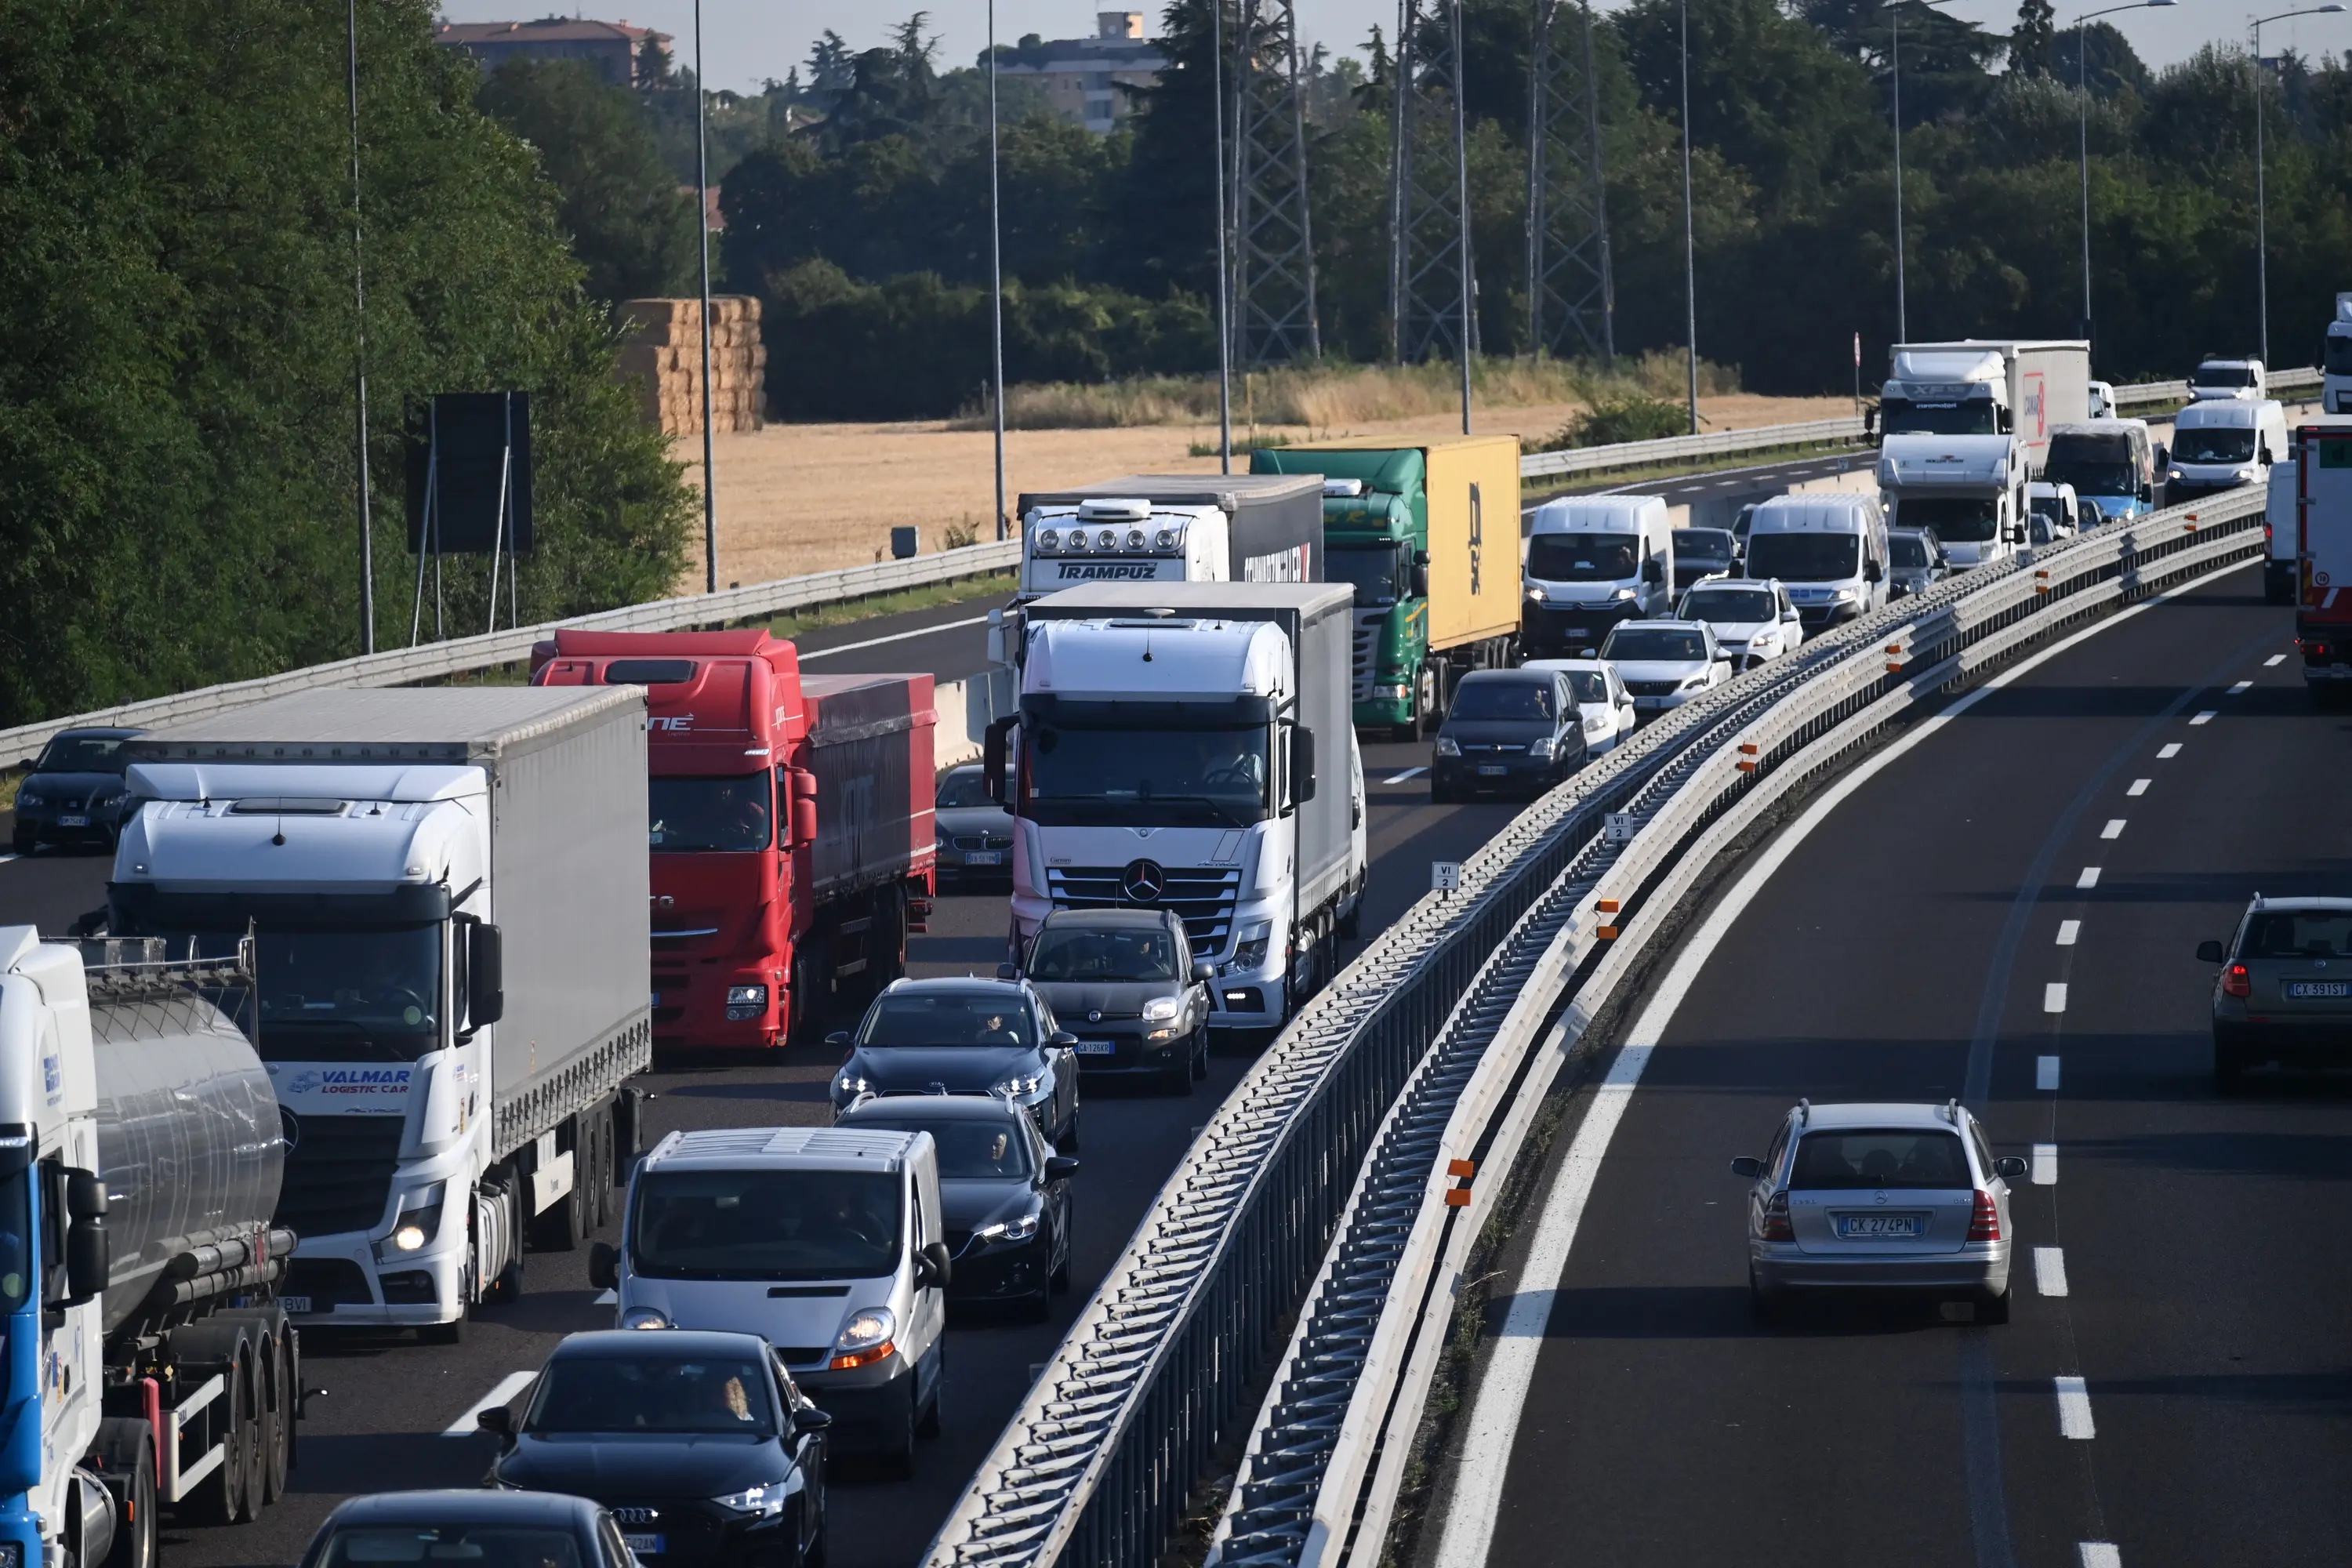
[278, 1114, 405, 1239]
[1046, 865, 1243, 959]
[1351, 609, 1383, 702]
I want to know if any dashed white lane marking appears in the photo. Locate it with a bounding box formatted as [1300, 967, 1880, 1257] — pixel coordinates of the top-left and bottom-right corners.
[0, 855, 16, 866]
[2034, 1247, 2070, 1296]
[2189, 710, 2216, 725]
[2077, 866, 2102, 889]
[443, 1370, 538, 1437]
[2033, 1143, 2060, 1185]
[2265, 653, 2288, 667]
[2036, 1055, 2061, 1091]
[2126, 779, 2149, 797]
[2228, 680, 2252, 695]
[2043, 983, 2069, 1013]
[2100, 818, 2125, 840]
[797, 615, 992, 661]
[2056, 920, 2081, 946]
[2158, 742, 2182, 758]
[2078, 1545, 2122, 1568]
[2056, 1376, 2097, 1439]
[1385, 767, 1429, 784]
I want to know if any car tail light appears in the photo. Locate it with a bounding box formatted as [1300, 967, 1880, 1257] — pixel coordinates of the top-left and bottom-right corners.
[2265, 522, 2274, 541]
[1968, 1190, 2002, 1243]
[1759, 1191, 1794, 1242]
[2223, 964, 2252, 998]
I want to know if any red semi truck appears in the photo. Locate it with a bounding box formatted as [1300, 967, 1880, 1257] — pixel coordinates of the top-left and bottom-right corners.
[533, 630, 937, 1049]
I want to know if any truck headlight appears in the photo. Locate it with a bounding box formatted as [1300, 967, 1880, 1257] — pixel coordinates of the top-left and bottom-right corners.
[1231, 920, 1272, 971]
[1156, 528, 1180, 550]
[1038, 528, 1061, 552]
[1144, 996, 1181, 1022]
[712, 1482, 790, 1518]
[1831, 586, 1860, 603]
[1434, 735, 1461, 757]
[726, 983, 769, 1022]
[622, 1306, 672, 1330]
[379, 1182, 448, 1258]
[829, 1306, 896, 1369]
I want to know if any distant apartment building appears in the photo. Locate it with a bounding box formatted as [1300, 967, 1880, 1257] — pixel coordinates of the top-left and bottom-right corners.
[434, 16, 672, 86]
[995, 11, 1167, 135]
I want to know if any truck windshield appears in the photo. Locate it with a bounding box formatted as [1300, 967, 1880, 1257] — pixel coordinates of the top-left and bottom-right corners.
[0, 1169, 27, 1313]
[158, 926, 443, 1061]
[650, 775, 771, 852]
[1882, 399, 1999, 437]
[1896, 496, 1999, 543]
[1327, 543, 1406, 607]
[1527, 533, 1637, 583]
[1744, 532, 1860, 583]
[2172, 426, 2256, 464]
[2328, 336, 2352, 376]
[630, 1167, 901, 1283]
[1023, 718, 1269, 828]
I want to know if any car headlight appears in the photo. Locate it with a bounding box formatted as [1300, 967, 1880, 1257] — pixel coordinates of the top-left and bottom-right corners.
[1831, 586, 1860, 603]
[1231, 920, 1272, 971]
[1525, 584, 1548, 603]
[1434, 735, 1461, 757]
[622, 1306, 672, 1330]
[993, 1071, 1045, 1098]
[1612, 586, 1636, 601]
[2237, 468, 2257, 482]
[974, 1213, 1040, 1246]
[1143, 996, 1181, 1022]
[829, 1305, 896, 1369]
[16, 793, 40, 808]
[834, 1071, 873, 1098]
[1527, 735, 1556, 760]
[1584, 712, 1608, 731]
[711, 1481, 791, 1518]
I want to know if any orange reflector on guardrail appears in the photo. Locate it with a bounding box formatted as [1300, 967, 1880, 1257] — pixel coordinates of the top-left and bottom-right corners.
[1597, 924, 1620, 939]
[1738, 742, 1759, 755]
[1737, 760, 1759, 773]
[1444, 1189, 1473, 1207]
[1596, 898, 1620, 913]
[1448, 1158, 1476, 1178]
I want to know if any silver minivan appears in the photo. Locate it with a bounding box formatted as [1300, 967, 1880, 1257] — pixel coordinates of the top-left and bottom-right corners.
[590, 1125, 952, 1470]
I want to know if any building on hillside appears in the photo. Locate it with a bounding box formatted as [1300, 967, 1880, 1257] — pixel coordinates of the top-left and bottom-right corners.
[993, 11, 1166, 135]
[435, 16, 672, 87]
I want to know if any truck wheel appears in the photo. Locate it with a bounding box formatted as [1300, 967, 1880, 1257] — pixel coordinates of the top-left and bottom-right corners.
[213, 1311, 291, 1503]
[94, 1421, 154, 1568]
[190, 1354, 249, 1524]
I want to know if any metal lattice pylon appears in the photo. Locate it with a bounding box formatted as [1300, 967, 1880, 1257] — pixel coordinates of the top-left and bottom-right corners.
[1389, 0, 1477, 364]
[1525, 0, 1613, 361]
[1230, 0, 1320, 365]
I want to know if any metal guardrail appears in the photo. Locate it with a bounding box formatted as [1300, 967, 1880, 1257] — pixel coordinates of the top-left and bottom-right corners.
[0, 543, 1020, 767]
[1203, 481, 2270, 1568]
[1521, 416, 1867, 481]
[2114, 365, 2320, 408]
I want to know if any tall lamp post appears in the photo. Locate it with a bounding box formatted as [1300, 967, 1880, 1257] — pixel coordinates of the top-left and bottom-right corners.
[1679, 0, 1697, 434]
[988, 0, 1008, 539]
[2252, 4, 2345, 366]
[1890, 0, 1957, 343]
[691, 0, 717, 593]
[2070, 0, 2174, 347]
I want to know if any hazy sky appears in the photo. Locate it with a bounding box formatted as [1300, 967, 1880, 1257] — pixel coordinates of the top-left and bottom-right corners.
[436, 0, 2340, 100]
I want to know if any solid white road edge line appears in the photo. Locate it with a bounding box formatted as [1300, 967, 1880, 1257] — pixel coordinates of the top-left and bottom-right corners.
[2033, 1144, 2059, 1185]
[2034, 1247, 2070, 1296]
[2158, 742, 2182, 758]
[2036, 1055, 2061, 1091]
[444, 1370, 539, 1437]
[2056, 920, 2081, 946]
[2043, 984, 2068, 1014]
[1385, 768, 1429, 784]
[2078, 1544, 2122, 1568]
[2056, 1376, 2096, 1439]
[1428, 555, 2254, 1568]
[797, 614, 992, 661]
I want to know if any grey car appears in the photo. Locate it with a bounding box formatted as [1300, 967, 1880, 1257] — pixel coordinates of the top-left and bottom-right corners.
[935, 763, 1014, 883]
[1886, 528, 1949, 600]
[1731, 1100, 2025, 1323]
[1022, 908, 1212, 1094]
[11, 726, 145, 854]
[2198, 895, 2352, 1092]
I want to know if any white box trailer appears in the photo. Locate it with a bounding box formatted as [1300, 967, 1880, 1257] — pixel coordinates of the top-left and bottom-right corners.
[1881, 339, 2092, 472]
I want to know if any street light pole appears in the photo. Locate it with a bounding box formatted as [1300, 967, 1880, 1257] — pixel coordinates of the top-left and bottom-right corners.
[1890, 0, 1957, 344]
[989, 0, 1007, 539]
[347, 0, 375, 654]
[1679, 0, 1697, 434]
[692, 0, 717, 593]
[1213, 0, 1232, 473]
[2251, 5, 2345, 367]
[2070, 0, 2175, 346]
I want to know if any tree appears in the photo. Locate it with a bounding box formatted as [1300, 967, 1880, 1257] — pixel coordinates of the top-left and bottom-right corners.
[2009, 0, 2056, 78]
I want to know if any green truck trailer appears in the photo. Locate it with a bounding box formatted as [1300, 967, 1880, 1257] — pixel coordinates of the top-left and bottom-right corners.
[1250, 435, 1523, 734]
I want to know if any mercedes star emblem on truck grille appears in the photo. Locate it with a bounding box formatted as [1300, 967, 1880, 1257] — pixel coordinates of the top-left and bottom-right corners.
[1122, 859, 1166, 902]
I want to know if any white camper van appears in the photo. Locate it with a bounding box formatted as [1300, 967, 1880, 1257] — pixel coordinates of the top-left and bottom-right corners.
[1743, 493, 1889, 633]
[1522, 494, 1675, 657]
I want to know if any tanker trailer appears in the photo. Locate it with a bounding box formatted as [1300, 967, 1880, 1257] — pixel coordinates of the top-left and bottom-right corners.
[0, 927, 298, 1568]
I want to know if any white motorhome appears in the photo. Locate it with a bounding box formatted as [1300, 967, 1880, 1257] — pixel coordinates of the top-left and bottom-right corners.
[2169, 398, 2289, 501]
[1742, 493, 1889, 634]
[1520, 494, 1675, 658]
[2325, 295, 2352, 414]
[1878, 339, 2091, 471]
[1877, 434, 2029, 570]
[2189, 358, 2266, 402]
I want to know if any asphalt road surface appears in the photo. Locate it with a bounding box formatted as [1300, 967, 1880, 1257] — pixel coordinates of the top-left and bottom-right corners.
[1422, 560, 2349, 1568]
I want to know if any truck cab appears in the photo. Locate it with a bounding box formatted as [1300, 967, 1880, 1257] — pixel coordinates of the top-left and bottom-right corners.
[1876, 434, 2027, 570]
[2045, 420, 2161, 522]
[1880, 347, 2013, 438]
[1522, 495, 1674, 658]
[2167, 398, 2288, 502]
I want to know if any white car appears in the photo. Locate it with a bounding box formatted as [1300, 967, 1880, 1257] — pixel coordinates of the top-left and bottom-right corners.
[1674, 578, 1803, 671]
[1598, 619, 1733, 716]
[2088, 379, 2117, 419]
[2025, 481, 2081, 544]
[1523, 658, 1639, 754]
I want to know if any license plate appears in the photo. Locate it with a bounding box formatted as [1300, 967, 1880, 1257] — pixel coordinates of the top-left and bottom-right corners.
[57, 815, 88, 828]
[1633, 695, 1664, 709]
[1073, 1039, 1116, 1055]
[2286, 980, 2352, 998]
[1834, 1214, 1922, 1239]
[1477, 764, 1508, 776]
[622, 1536, 664, 1556]
[1563, 627, 1588, 640]
[279, 1296, 313, 1314]
[964, 851, 1004, 866]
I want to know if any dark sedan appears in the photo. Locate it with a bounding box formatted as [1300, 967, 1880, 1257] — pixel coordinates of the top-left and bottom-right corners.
[837, 1094, 1077, 1316]
[11, 726, 144, 854]
[935, 763, 1014, 884]
[1671, 528, 1737, 595]
[829, 978, 1081, 1149]
[482, 1330, 830, 1568]
[1022, 908, 1211, 1093]
[1430, 670, 1589, 804]
[299, 1492, 633, 1568]
[1887, 528, 1949, 600]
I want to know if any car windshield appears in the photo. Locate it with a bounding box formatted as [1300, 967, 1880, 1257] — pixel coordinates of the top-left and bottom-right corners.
[1791, 1130, 1971, 1189]
[1527, 532, 1637, 583]
[1327, 543, 1407, 607]
[1449, 681, 1555, 720]
[2047, 435, 2137, 497]
[1745, 532, 1860, 583]
[1882, 400, 2000, 437]
[2241, 909, 2352, 957]
[1682, 588, 1776, 623]
[648, 775, 771, 852]
[1896, 496, 1998, 543]
[854, 1119, 1032, 1179]
[861, 993, 1036, 1047]
[317, 1526, 585, 1568]
[2195, 365, 2257, 388]
[2027, 495, 2064, 521]
[1559, 670, 1609, 702]
[1023, 717, 1269, 828]
[526, 1352, 779, 1437]
[935, 768, 992, 809]
[1028, 924, 1183, 982]
[1889, 535, 1934, 568]
[2172, 426, 2256, 464]
[34, 735, 132, 774]
[1673, 529, 1734, 564]
[630, 1168, 902, 1283]
[1602, 629, 1706, 662]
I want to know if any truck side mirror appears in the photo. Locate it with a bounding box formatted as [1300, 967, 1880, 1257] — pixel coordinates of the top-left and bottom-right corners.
[1291, 726, 1317, 804]
[467, 922, 505, 1028]
[62, 1167, 107, 1306]
[983, 716, 1018, 803]
[1642, 557, 1664, 585]
[1412, 561, 1431, 597]
[1864, 558, 1884, 583]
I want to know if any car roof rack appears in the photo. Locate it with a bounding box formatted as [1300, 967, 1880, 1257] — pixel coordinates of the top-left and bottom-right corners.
[1795, 1098, 1809, 1125]
[1942, 1098, 1959, 1125]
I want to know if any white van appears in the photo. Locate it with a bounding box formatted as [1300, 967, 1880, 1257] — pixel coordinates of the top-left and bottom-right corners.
[593, 1126, 951, 1466]
[1742, 493, 1889, 634]
[2169, 397, 2289, 502]
[2267, 458, 2299, 604]
[1522, 494, 1675, 657]
[2189, 358, 2266, 401]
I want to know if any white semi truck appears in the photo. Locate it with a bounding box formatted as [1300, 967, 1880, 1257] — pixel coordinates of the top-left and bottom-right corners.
[0, 931, 299, 1568]
[1878, 339, 2091, 472]
[103, 688, 652, 1336]
[1877, 434, 2030, 570]
[1013, 474, 1325, 602]
[984, 583, 1367, 1036]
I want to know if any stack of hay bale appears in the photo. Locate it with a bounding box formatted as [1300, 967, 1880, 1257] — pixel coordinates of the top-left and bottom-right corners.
[614, 296, 767, 436]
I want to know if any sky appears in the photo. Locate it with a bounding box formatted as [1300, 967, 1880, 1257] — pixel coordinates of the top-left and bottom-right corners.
[434, 0, 2347, 100]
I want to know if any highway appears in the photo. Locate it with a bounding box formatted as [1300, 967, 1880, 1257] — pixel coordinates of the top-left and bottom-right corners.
[1421, 561, 2349, 1567]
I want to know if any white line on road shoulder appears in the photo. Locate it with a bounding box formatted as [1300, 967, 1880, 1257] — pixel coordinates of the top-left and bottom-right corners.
[2100, 818, 2125, 840]
[2056, 920, 2081, 946]
[2158, 742, 2182, 759]
[797, 614, 991, 661]
[2265, 653, 2287, 667]
[595, 1289, 618, 1305]
[2189, 710, 2216, 725]
[2056, 1376, 2096, 1439]
[2228, 680, 2252, 695]
[2077, 866, 2102, 889]
[0, 855, 16, 866]
[2043, 984, 2068, 1013]
[2126, 779, 2149, 797]
[2033, 1143, 2059, 1185]
[2036, 1055, 2061, 1091]
[2034, 1247, 2070, 1296]
[1385, 767, 1429, 784]
[443, 1370, 539, 1438]
[2078, 1545, 2121, 1568]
